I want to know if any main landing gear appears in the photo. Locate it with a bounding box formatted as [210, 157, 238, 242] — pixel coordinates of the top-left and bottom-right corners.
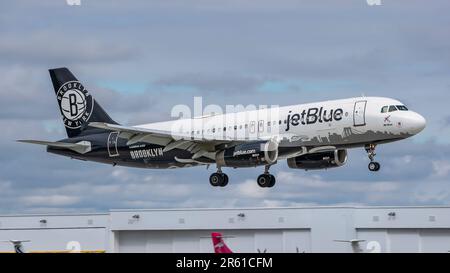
[209, 165, 276, 188]
[257, 165, 276, 188]
[209, 167, 229, 187]
[366, 144, 380, 172]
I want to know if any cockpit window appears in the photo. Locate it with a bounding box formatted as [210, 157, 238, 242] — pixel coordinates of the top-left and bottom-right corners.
[381, 106, 388, 113]
[388, 105, 398, 112]
[396, 105, 408, 111]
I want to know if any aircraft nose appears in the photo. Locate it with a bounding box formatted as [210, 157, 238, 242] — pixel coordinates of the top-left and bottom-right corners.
[408, 112, 426, 134]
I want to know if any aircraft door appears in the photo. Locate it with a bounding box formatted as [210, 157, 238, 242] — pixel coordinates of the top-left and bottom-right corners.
[353, 100, 367, 126]
[107, 132, 120, 157]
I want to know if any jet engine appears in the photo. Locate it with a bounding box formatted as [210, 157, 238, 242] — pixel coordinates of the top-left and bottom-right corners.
[287, 149, 347, 170]
[216, 140, 278, 168]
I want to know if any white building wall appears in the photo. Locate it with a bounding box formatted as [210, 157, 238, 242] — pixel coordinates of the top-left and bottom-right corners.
[1, 207, 450, 253]
[0, 213, 109, 252]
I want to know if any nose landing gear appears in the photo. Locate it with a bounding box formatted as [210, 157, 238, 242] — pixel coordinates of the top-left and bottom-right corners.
[209, 167, 229, 187]
[366, 144, 380, 172]
[257, 165, 276, 188]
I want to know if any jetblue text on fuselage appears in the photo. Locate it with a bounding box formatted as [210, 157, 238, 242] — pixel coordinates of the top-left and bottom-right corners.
[285, 107, 344, 131]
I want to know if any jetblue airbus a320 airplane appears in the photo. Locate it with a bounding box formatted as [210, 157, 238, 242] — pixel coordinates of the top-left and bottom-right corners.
[19, 68, 426, 188]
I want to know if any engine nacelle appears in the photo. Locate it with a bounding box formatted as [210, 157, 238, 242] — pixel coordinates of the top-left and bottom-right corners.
[287, 149, 347, 170]
[216, 140, 278, 168]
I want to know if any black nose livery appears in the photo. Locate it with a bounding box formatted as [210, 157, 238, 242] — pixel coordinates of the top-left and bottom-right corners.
[49, 68, 118, 138]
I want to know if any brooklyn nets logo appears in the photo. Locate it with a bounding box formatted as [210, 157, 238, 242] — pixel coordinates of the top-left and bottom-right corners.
[57, 81, 94, 129]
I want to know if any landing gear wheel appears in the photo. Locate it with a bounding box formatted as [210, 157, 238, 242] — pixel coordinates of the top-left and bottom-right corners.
[368, 162, 380, 172]
[209, 172, 229, 187]
[220, 174, 229, 187]
[268, 174, 276, 188]
[257, 174, 271, 187]
[210, 173, 222, 187]
[257, 165, 276, 188]
[257, 174, 276, 188]
[365, 144, 380, 172]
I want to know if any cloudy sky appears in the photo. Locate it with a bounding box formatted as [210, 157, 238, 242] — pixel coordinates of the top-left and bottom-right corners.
[1, 0, 450, 214]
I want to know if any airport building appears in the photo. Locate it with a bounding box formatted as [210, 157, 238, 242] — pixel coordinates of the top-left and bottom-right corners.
[1, 206, 450, 253]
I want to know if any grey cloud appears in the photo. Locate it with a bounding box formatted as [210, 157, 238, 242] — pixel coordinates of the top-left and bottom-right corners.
[444, 116, 450, 127]
[0, 32, 138, 66]
[2, 136, 450, 214]
[155, 73, 269, 93]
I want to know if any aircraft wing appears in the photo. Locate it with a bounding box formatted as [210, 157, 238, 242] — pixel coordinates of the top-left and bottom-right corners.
[89, 121, 265, 144]
[17, 140, 92, 154]
[89, 122, 279, 160]
[89, 122, 256, 142]
[89, 122, 183, 139]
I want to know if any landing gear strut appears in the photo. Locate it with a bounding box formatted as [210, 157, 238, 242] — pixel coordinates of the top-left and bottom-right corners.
[209, 167, 229, 187]
[365, 144, 380, 172]
[257, 165, 276, 188]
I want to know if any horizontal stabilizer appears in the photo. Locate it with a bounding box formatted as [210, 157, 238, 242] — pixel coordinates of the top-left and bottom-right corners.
[17, 140, 91, 154]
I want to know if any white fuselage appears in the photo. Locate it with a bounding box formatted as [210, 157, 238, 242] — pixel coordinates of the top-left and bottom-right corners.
[136, 96, 426, 155]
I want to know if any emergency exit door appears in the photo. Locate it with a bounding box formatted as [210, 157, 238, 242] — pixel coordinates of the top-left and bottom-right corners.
[353, 100, 367, 126]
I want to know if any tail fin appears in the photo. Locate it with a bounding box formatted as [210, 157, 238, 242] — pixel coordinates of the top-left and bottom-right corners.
[12, 241, 26, 253]
[211, 232, 233, 253]
[1, 240, 30, 253]
[49, 67, 118, 138]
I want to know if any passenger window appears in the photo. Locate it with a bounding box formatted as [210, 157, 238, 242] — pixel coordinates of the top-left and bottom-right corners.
[381, 106, 388, 113]
[388, 105, 398, 112]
